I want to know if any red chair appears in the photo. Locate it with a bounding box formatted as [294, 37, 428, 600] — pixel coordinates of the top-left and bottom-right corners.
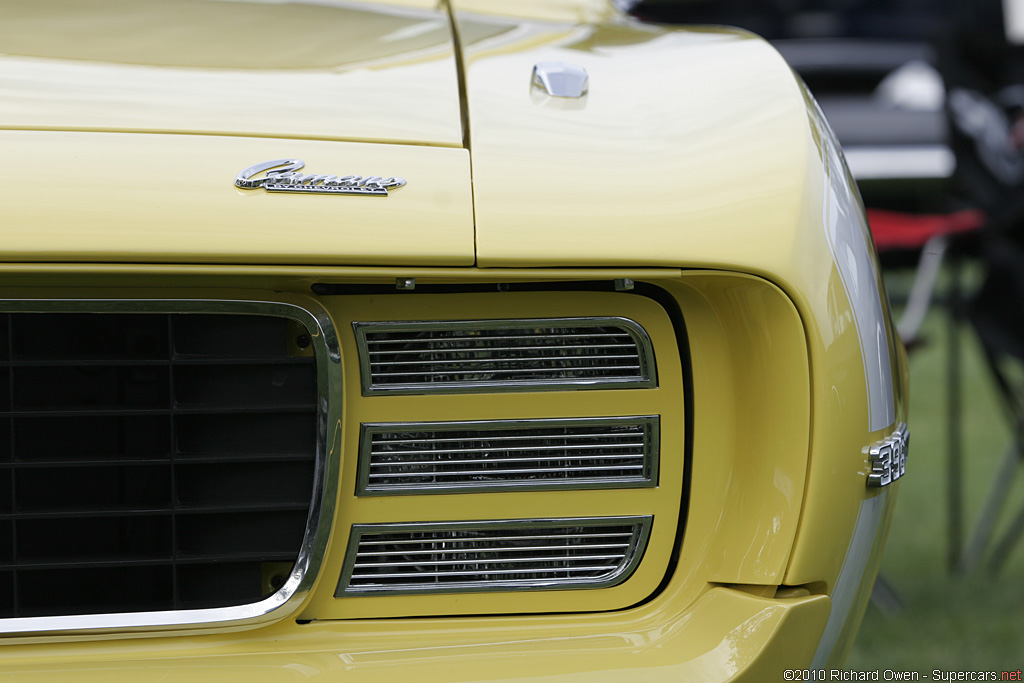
[867, 208, 985, 344]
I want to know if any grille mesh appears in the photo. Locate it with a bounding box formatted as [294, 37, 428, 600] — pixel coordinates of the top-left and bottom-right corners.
[359, 417, 658, 495]
[339, 518, 651, 595]
[0, 312, 317, 619]
[355, 318, 655, 394]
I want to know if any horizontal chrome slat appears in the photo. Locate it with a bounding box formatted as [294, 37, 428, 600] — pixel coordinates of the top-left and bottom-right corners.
[372, 364, 642, 377]
[369, 454, 644, 467]
[365, 332, 632, 344]
[368, 343, 636, 355]
[369, 354, 641, 367]
[356, 533, 633, 546]
[354, 317, 656, 395]
[369, 465, 645, 478]
[372, 432, 642, 444]
[354, 554, 625, 568]
[369, 442, 645, 456]
[337, 517, 652, 596]
[356, 543, 632, 557]
[359, 416, 658, 495]
[350, 567, 618, 580]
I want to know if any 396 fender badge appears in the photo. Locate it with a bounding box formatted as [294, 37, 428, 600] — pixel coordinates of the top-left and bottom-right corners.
[235, 159, 406, 196]
[866, 423, 909, 488]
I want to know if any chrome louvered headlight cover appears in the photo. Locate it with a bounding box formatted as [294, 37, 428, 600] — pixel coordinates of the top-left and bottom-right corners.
[336, 517, 652, 596]
[357, 416, 659, 495]
[353, 317, 656, 395]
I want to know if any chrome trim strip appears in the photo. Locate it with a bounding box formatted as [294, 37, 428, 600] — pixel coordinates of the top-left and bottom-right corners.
[353, 316, 657, 396]
[811, 491, 890, 668]
[0, 298, 340, 637]
[336, 516, 652, 596]
[808, 93, 897, 432]
[356, 416, 659, 496]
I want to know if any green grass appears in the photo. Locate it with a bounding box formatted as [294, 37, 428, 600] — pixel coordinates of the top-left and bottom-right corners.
[848, 267, 1024, 671]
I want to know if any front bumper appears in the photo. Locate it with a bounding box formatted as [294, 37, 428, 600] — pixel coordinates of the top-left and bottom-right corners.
[0, 588, 829, 682]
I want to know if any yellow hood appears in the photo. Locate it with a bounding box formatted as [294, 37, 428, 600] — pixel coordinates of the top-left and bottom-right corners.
[0, 0, 475, 266]
[0, 0, 815, 272]
[1, 0, 463, 145]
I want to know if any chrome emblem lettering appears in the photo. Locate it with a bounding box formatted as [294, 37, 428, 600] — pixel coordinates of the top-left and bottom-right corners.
[235, 159, 406, 196]
[866, 423, 909, 488]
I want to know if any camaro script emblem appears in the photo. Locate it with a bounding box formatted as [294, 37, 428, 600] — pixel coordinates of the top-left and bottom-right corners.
[235, 159, 406, 196]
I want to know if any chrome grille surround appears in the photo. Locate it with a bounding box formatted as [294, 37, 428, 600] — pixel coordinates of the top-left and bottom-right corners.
[0, 298, 339, 636]
[353, 317, 656, 395]
[337, 517, 652, 596]
[357, 416, 659, 495]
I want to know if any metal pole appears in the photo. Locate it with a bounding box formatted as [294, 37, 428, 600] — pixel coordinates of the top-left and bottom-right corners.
[957, 439, 1020, 572]
[948, 254, 964, 572]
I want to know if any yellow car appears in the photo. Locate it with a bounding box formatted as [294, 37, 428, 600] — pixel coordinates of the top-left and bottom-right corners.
[0, 0, 908, 679]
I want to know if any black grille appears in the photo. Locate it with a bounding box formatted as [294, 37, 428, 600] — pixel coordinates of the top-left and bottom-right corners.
[0, 312, 317, 619]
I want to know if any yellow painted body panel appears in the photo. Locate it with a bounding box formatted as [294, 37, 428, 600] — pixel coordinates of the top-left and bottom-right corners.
[663, 274, 810, 586]
[0, 588, 827, 682]
[1, 0, 463, 146]
[0, 132, 474, 265]
[455, 10, 810, 276]
[453, 0, 620, 24]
